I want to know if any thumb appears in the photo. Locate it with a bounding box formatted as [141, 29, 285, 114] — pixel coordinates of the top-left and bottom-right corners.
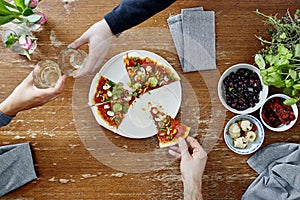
[178, 137, 191, 160]
[22, 71, 34, 86]
[68, 36, 88, 49]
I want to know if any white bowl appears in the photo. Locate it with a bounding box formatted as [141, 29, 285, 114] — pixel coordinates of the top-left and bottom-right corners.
[259, 94, 298, 132]
[218, 63, 269, 114]
[224, 114, 264, 155]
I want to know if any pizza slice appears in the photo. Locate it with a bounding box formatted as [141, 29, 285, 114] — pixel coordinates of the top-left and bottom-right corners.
[150, 106, 190, 148]
[123, 53, 180, 96]
[96, 96, 135, 129]
[93, 75, 136, 104]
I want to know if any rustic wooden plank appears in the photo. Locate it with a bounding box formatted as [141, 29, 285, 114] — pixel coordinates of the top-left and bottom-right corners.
[0, 0, 299, 199]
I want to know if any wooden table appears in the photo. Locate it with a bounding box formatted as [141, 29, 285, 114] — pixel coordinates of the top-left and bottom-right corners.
[0, 0, 299, 199]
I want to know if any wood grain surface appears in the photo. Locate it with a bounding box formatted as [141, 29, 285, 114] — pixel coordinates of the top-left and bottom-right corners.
[0, 0, 299, 199]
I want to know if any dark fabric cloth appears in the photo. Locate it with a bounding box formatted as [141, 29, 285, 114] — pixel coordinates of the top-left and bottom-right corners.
[242, 143, 300, 200]
[104, 0, 176, 35]
[0, 143, 37, 197]
[0, 111, 14, 127]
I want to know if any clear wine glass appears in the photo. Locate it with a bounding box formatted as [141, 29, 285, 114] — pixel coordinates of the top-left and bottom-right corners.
[33, 48, 87, 88]
[58, 48, 87, 76]
[33, 60, 62, 88]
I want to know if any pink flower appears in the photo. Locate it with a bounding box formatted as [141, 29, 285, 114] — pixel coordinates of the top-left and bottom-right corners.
[19, 35, 33, 50]
[35, 12, 48, 25]
[29, 0, 39, 8]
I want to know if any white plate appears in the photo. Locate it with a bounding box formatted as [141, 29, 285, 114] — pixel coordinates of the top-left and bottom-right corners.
[88, 50, 182, 139]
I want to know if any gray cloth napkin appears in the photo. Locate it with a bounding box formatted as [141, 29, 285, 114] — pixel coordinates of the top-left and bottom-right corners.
[0, 143, 37, 197]
[167, 7, 216, 72]
[242, 143, 300, 200]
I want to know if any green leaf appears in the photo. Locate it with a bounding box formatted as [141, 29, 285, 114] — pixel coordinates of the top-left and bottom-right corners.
[4, 33, 18, 48]
[279, 32, 286, 39]
[273, 54, 290, 67]
[265, 66, 277, 73]
[13, 0, 25, 10]
[285, 79, 294, 88]
[24, 14, 41, 23]
[295, 44, 300, 58]
[23, 49, 31, 60]
[292, 89, 298, 96]
[283, 97, 299, 105]
[283, 87, 293, 95]
[277, 45, 293, 60]
[265, 71, 284, 87]
[255, 54, 266, 69]
[22, 7, 33, 16]
[0, 15, 14, 25]
[292, 89, 299, 96]
[289, 69, 298, 80]
[292, 84, 300, 90]
[265, 54, 276, 66]
[0, 1, 13, 15]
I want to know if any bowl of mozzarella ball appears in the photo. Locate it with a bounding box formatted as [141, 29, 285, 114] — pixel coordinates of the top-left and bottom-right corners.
[224, 114, 264, 155]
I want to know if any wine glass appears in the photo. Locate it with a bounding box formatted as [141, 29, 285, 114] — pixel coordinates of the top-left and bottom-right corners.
[58, 48, 87, 76]
[33, 60, 62, 88]
[33, 48, 87, 88]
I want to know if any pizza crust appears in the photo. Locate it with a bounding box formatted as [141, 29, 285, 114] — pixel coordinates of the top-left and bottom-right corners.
[158, 124, 190, 148]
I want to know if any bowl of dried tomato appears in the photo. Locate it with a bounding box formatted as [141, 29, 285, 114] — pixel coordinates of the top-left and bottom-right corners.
[259, 94, 298, 132]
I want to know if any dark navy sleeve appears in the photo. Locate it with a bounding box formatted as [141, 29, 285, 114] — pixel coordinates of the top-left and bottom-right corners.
[0, 111, 14, 127]
[104, 0, 176, 35]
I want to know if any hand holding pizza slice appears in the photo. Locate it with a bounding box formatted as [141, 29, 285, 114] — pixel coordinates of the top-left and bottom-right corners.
[150, 106, 190, 148]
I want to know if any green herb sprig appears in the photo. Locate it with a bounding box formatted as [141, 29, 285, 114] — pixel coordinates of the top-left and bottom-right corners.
[254, 9, 300, 105]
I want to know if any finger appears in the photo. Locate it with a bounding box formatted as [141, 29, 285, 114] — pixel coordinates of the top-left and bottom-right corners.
[41, 75, 66, 95]
[186, 136, 207, 159]
[178, 137, 191, 160]
[168, 149, 181, 160]
[68, 36, 88, 49]
[169, 145, 180, 153]
[54, 75, 67, 92]
[74, 49, 102, 78]
[22, 71, 34, 86]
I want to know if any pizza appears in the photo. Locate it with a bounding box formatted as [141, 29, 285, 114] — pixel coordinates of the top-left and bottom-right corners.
[150, 106, 190, 148]
[96, 97, 135, 129]
[93, 75, 136, 104]
[91, 52, 184, 145]
[123, 53, 180, 96]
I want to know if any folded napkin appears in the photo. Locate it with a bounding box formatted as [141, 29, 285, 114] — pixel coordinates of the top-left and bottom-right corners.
[242, 143, 300, 200]
[0, 143, 37, 197]
[167, 7, 216, 72]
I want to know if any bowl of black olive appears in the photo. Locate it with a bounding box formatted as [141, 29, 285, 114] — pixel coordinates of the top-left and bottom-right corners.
[218, 63, 269, 114]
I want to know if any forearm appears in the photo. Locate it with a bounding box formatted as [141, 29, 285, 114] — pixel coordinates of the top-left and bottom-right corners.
[104, 0, 176, 35]
[0, 99, 18, 117]
[183, 182, 203, 200]
[0, 101, 15, 127]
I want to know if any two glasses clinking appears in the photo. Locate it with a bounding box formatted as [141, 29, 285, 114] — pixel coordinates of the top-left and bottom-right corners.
[33, 48, 87, 88]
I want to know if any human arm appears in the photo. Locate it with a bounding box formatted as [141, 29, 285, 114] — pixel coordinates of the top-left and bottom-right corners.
[68, 0, 176, 78]
[169, 136, 207, 200]
[104, 0, 176, 35]
[0, 72, 66, 126]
